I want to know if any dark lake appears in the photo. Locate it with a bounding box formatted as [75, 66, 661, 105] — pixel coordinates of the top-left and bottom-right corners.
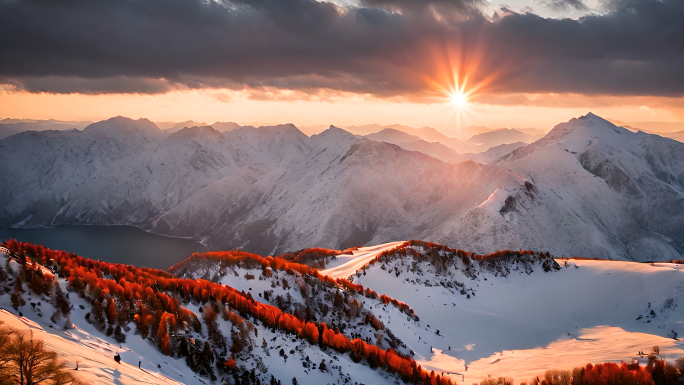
[0, 225, 208, 270]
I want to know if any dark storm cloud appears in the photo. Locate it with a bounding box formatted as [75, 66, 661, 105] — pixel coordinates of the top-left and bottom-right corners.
[0, 0, 682, 96]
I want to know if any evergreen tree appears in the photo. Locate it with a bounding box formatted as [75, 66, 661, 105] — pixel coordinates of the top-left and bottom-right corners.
[91, 299, 106, 331]
[113, 325, 126, 343]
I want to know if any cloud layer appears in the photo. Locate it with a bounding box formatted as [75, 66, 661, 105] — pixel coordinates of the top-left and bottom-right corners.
[0, 0, 682, 97]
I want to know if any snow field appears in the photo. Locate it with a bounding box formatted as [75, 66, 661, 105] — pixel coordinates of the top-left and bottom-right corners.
[350, 253, 684, 384]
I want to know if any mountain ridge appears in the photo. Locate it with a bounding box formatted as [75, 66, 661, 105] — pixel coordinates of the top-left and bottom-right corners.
[1, 113, 683, 261]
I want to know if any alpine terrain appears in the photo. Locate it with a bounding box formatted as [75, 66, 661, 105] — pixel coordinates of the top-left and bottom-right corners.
[0, 113, 683, 261]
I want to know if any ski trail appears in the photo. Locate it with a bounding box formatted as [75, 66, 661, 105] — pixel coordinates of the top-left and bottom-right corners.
[319, 241, 406, 279]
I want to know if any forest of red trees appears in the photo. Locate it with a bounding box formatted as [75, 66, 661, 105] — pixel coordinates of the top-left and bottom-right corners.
[173, 248, 420, 320]
[517, 359, 683, 385]
[3, 240, 455, 385]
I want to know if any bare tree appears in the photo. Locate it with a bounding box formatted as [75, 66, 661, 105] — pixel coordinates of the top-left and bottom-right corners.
[5, 330, 81, 385]
[545, 369, 572, 385]
[0, 321, 15, 384]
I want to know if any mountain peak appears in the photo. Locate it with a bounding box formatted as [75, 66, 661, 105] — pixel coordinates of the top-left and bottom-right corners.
[321, 125, 354, 137]
[261, 123, 299, 131]
[500, 113, 626, 162]
[211, 121, 241, 132]
[544, 112, 621, 139]
[309, 125, 358, 148]
[579, 112, 614, 126]
[167, 125, 224, 146]
[365, 128, 421, 143]
[85, 116, 160, 135]
[164, 120, 207, 133]
[170, 125, 221, 138]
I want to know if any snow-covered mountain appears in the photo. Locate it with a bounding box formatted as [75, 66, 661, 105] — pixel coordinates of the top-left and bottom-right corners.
[440, 125, 494, 140]
[1, 113, 683, 261]
[211, 121, 243, 132]
[445, 113, 684, 261]
[163, 120, 208, 133]
[465, 128, 543, 152]
[346, 124, 471, 154]
[463, 142, 527, 164]
[365, 128, 467, 163]
[0, 119, 91, 139]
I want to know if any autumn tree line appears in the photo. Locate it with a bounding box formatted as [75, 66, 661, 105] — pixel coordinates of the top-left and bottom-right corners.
[358, 241, 560, 291]
[3, 240, 457, 385]
[170, 248, 420, 321]
[172, 247, 419, 353]
[278, 248, 348, 269]
[479, 358, 684, 385]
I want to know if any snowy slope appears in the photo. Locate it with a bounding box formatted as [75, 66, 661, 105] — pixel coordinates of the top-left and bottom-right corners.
[171, 251, 417, 359]
[169, 241, 684, 384]
[2, 113, 684, 261]
[495, 113, 684, 260]
[0, 253, 200, 385]
[428, 113, 684, 261]
[201, 130, 510, 254]
[346, 124, 471, 154]
[0, 245, 410, 385]
[464, 142, 527, 164]
[365, 129, 467, 163]
[340, 243, 684, 384]
[466, 129, 542, 152]
[0, 118, 311, 243]
[0, 309, 189, 385]
[320, 241, 407, 278]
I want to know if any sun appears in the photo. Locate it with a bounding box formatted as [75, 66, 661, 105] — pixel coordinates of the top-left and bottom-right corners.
[450, 92, 468, 108]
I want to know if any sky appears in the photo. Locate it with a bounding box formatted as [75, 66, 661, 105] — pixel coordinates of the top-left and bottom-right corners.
[0, 0, 682, 130]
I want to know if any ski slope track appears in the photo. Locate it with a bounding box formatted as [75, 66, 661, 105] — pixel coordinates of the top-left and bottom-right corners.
[319, 241, 406, 279]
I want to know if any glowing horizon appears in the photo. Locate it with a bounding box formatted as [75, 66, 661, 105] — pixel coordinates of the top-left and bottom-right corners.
[1, 88, 683, 133]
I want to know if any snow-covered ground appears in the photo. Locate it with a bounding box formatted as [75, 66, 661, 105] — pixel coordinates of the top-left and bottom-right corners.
[173, 243, 684, 384]
[349, 252, 684, 384]
[0, 251, 406, 385]
[0, 254, 197, 384]
[320, 241, 406, 279]
[3, 241, 684, 385]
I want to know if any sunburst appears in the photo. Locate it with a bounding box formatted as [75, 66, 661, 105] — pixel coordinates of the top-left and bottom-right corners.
[450, 91, 469, 108]
[418, 38, 513, 132]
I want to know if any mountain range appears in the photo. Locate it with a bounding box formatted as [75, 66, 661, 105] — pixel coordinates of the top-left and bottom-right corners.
[1, 113, 683, 261]
[0, 118, 92, 139]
